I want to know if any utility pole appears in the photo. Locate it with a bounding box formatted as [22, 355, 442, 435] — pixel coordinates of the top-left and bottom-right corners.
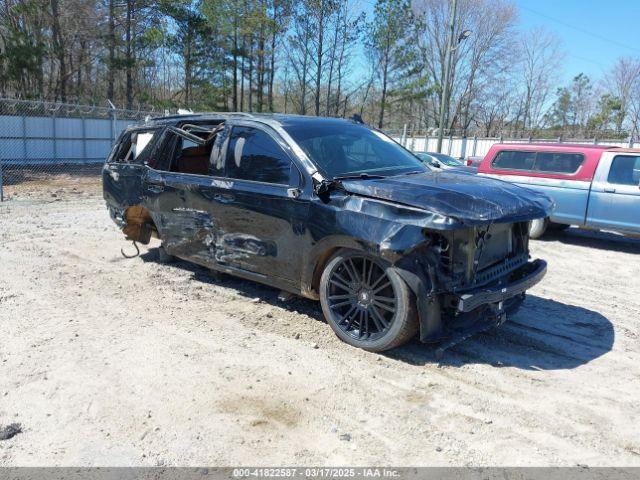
[437, 0, 457, 153]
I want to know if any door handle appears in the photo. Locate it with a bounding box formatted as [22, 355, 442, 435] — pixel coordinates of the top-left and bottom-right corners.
[147, 185, 164, 194]
[604, 187, 616, 193]
[146, 181, 165, 194]
[287, 188, 302, 199]
[213, 193, 234, 204]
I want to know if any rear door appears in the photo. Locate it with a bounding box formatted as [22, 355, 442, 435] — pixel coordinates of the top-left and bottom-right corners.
[586, 152, 640, 233]
[142, 125, 221, 257]
[102, 127, 163, 240]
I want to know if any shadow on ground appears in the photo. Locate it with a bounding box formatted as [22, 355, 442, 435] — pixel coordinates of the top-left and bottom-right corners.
[386, 294, 614, 371]
[141, 248, 614, 372]
[539, 227, 640, 254]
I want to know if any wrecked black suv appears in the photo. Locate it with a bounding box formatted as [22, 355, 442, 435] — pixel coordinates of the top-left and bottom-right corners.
[103, 113, 552, 353]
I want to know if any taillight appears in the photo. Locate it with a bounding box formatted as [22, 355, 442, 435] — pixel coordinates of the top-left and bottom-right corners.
[465, 159, 472, 166]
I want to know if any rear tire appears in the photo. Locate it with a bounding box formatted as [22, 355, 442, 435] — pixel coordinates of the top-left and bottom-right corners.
[529, 218, 548, 239]
[319, 249, 418, 352]
[548, 222, 570, 232]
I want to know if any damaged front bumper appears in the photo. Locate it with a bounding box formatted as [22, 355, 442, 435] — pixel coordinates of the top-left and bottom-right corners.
[453, 259, 547, 313]
[416, 259, 546, 349]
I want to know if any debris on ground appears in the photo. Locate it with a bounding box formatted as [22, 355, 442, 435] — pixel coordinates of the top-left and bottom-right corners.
[0, 423, 22, 441]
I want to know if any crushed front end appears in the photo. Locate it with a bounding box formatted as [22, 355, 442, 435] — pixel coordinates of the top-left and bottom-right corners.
[396, 220, 546, 352]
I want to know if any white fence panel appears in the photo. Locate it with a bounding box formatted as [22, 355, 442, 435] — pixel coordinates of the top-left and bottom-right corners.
[0, 114, 140, 166]
[394, 135, 637, 160]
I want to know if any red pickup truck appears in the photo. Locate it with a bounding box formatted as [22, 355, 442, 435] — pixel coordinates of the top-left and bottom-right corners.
[478, 143, 640, 238]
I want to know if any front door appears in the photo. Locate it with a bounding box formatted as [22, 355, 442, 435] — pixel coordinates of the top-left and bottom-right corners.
[188, 124, 310, 287]
[587, 152, 640, 234]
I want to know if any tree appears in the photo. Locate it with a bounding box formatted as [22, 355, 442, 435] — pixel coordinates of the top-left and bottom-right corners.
[366, 0, 413, 128]
[412, 0, 517, 135]
[161, 0, 221, 109]
[588, 94, 623, 134]
[0, 0, 47, 98]
[515, 27, 564, 134]
[605, 57, 640, 134]
[547, 73, 594, 136]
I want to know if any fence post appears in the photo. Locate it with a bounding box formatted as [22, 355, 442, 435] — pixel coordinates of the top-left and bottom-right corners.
[628, 135, 634, 148]
[499, 135, 503, 144]
[82, 116, 87, 163]
[401, 124, 407, 147]
[22, 111, 27, 164]
[472, 136, 477, 156]
[447, 135, 453, 155]
[528, 136, 532, 143]
[460, 136, 467, 159]
[593, 138, 598, 145]
[52, 108, 57, 166]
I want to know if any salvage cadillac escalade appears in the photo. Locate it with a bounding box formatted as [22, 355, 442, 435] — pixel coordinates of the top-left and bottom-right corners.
[102, 113, 553, 353]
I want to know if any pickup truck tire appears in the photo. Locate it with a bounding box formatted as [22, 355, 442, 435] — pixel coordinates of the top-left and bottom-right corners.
[548, 222, 570, 232]
[529, 218, 548, 239]
[320, 249, 418, 352]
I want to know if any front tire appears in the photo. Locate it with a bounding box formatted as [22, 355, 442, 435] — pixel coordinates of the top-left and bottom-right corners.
[529, 218, 548, 239]
[157, 245, 175, 263]
[319, 249, 418, 352]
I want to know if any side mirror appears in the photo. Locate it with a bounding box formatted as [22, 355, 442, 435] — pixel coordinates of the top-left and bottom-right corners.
[431, 160, 442, 168]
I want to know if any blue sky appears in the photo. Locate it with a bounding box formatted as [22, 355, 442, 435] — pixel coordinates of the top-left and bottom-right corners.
[518, 0, 640, 83]
[353, 0, 640, 85]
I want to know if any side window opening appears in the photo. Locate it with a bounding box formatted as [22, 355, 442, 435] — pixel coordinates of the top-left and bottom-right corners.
[171, 136, 212, 175]
[111, 129, 160, 164]
[225, 126, 291, 184]
[150, 122, 224, 175]
[608, 155, 640, 186]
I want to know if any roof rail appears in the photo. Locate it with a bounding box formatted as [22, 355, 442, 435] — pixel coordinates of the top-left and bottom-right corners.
[150, 111, 255, 121]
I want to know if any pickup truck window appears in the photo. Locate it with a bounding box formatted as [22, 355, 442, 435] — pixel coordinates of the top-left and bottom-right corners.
[492, 151, 535, 170]
[225, 126, 290, 184]
[608, 155, 640, 185]
[492, 150, 584, 174]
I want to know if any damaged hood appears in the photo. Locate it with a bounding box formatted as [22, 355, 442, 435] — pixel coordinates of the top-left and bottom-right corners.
[340, 171, 554, 226]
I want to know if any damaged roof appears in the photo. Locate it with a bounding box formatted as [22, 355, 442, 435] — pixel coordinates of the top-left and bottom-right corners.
[147, 112, 359, 128]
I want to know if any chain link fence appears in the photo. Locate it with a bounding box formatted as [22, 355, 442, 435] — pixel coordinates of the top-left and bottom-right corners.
[2, 99, 638, 202]
[0, 98, 156, 202]
[390, 126, 636, 160]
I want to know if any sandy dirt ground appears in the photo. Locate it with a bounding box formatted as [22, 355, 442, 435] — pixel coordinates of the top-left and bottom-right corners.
[0, 193, 639, 466]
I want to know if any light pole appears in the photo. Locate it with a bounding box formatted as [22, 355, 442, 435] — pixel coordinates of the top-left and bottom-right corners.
[436, 0, 471, 152]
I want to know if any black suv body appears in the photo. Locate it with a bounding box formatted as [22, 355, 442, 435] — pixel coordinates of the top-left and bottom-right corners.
[103, 113, 552, 352]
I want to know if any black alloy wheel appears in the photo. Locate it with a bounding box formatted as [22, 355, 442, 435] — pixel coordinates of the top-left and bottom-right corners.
[319, 249, 418, 351]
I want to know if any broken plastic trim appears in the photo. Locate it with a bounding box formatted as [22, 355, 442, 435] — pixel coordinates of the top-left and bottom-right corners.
[166, 125, 220, 146]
